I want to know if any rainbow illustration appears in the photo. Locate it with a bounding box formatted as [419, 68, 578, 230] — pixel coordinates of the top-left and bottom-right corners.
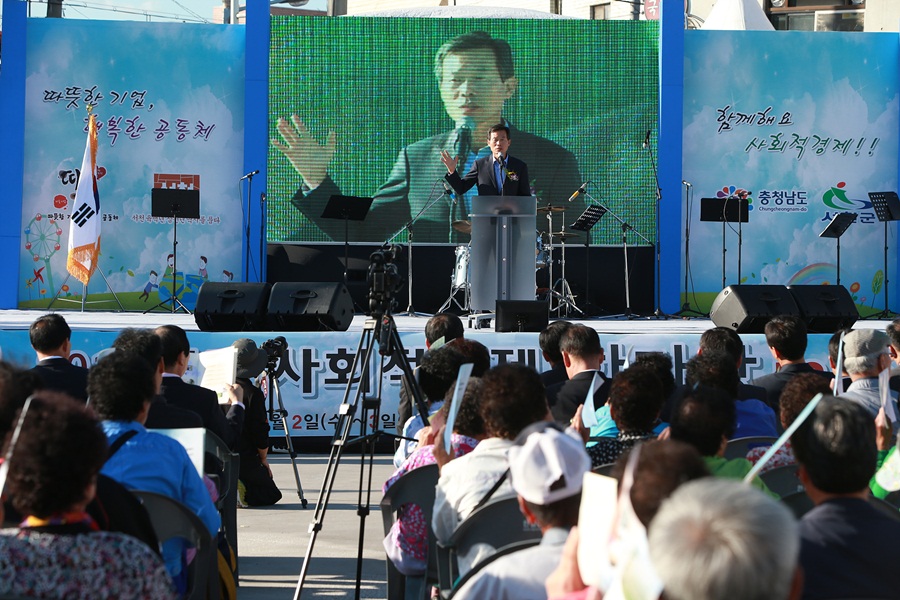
[786, 263, 835, 286]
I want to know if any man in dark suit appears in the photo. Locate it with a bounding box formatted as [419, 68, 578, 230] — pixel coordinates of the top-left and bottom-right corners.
[112, 328, 203, 430]
[538, 320, 572, 388]
[546, 324, 609, 424]
[442, 123, 530, 198]
[755, 315, 833, 411]
[28, 313, 89, 402]
[154, 325, 244, 449]
[276, 30, 583, 243]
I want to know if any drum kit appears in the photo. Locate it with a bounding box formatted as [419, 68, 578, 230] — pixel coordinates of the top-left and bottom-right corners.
[438, 202, 582, 315]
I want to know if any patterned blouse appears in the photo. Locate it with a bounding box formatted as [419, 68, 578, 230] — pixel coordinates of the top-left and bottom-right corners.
[587, 431, 657, 469]
[745, 440, 796, 474]
[0, 528, 176, 599]
[382, 434, 478, 574]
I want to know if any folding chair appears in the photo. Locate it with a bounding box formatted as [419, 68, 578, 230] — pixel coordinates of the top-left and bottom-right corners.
[134, 490, 219, 600]
[380, 464, 441, 600]
[446, 538, 540, 599]
[205, 430, 240, 582]
[724, 436, 777, 460]
[758, 464, 803, 498]
[436, 495, 542, 597]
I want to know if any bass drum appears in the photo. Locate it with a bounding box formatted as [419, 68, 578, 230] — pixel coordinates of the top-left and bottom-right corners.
[535, 233, 550, 269]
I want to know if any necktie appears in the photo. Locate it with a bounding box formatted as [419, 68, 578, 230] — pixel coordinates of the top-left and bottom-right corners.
[494, 159, 504, 194]
[456, 126, 471, 165]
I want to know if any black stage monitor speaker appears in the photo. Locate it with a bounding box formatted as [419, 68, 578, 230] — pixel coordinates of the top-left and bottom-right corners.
[709, 285, 800, 333]
[266, 282, 354, 332]
[787, 285, 859, 333]
[194, 282, 271, 331]
[495, 300, 549, 333]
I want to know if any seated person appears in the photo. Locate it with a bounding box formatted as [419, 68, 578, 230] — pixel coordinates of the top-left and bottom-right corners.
[28, 313, 89, 402]
[588, 352, 673, 439]
[232, 338, 282, 507]
[454, 423, 590, 600]
[755, 315, 833, 411]
[544, 440, 710, 600]
[746, 373, 832, 473]
[686, 351, 778, 438]
[839, 329, 898, 419]
[0, 394, 176, 599]
[546, 325, 609, 424]
[669, 385, 773, 496]
[432, 363, 550, 575]
[648, 479, 801, 600]
[91, 351, 220, 593]
[793, 395, 900, 599]
[394, 338, 490, 467]
[383, 378, 485, 576]
[538, 321, 573, 388]
[584, 366, 664, 468]
[397, 312, 465, 432]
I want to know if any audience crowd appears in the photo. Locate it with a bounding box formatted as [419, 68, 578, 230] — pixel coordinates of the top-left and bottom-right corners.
[4, 310, 900, 600]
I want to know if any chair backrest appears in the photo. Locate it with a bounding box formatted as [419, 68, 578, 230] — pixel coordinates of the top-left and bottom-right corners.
[724, 436, 778, 460]
[133, 490, 219, 600]
[592, 463, 616, 477]
[380, 464, 441, 600]
[780, 491, 814, 519]
[758, 464, 803, 498]
[204, 430, 239, 584]
[437, 494, 542, 592]
[447, 538, 541, 599]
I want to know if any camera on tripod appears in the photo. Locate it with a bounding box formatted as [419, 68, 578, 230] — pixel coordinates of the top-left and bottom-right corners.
[367, 244, 403, 317]
[262, 335, 288, 369]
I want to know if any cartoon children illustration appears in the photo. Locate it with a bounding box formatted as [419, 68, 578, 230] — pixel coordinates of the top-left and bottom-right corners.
[199, 256, 208, 280]
[139, 270, 159, 302]
[222, 270, 234, 283]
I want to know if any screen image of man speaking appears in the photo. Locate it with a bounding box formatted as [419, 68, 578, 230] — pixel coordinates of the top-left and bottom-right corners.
[274, 30, 584, 244]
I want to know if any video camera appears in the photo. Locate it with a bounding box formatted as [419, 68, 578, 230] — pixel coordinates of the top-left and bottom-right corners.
[367, 244, 403, 317]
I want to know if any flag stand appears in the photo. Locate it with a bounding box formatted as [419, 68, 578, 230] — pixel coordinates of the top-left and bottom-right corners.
[48, 267, 125, 312]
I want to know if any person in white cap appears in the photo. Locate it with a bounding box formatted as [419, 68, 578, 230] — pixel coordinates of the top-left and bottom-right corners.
[452, 422, 590, 600]
[839, 329, 897, 418]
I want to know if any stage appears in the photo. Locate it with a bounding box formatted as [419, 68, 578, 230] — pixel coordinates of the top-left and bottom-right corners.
[0, 308, 888, 444]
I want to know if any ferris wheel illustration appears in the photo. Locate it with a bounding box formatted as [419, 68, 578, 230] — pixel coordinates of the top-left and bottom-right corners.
[23, 213, 63, 297]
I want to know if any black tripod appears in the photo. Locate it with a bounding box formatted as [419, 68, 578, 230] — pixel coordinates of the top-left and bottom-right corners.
[261, 337, 307, 506]
[292, 313, 427, 600]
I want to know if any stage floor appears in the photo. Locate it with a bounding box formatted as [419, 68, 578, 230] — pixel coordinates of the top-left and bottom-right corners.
[0, 308, 889, 335]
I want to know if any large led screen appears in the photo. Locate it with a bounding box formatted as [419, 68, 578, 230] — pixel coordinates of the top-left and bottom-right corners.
[268, 17, 659, 246]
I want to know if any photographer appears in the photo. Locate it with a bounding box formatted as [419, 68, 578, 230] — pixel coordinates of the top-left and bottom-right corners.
[232, 339, 283, 507]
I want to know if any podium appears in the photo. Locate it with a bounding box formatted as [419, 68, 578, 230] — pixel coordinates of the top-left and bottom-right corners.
[469, 195, 537, 311]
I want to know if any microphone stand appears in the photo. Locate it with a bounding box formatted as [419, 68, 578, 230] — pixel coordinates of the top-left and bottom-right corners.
[242, 171, 255, 282]
[583, 190, 653, 319]
[643, 134, 669, 319]
[386, 179, 453, 318]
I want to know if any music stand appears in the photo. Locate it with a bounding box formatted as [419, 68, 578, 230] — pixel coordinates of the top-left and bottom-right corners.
[868, 191, 900, 317]
[818, 212, 857, 287]
[700, 196, 749, 291]
[322, 195, 373, 294]
[145, 188, 199, 314]
[570, 204, 607, 314]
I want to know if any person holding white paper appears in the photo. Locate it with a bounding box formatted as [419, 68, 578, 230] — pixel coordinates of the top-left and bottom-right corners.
[546, 325, 609, 425]
[838, 329, 898, 420]
[453, 423, 589, 600]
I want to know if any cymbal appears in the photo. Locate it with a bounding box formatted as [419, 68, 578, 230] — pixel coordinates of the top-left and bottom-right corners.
[452, 220, 472, 234]
[549, 231, 581, 240]
[537, 205, 567, 214]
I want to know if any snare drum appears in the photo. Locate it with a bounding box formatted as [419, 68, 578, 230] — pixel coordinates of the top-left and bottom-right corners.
[452, 245, 470, 287]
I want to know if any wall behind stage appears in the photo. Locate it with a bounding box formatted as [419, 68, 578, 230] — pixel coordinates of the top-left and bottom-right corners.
[683, 31, 900, 315]
[19, 20, 245, 309]
[267, 17, 660, 246]
[0, 328, 834, 439]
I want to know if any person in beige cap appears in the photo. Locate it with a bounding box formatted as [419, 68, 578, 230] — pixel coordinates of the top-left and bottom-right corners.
[839, 329, 897, 418]
[453, 422, 590, 600]
[232, 339, 281, 507]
